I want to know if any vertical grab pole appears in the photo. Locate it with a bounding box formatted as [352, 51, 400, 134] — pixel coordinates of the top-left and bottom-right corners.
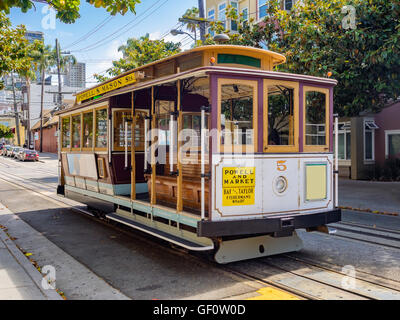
[170, 113, 174, 173]
[200, 107, 206, 220]
[144, 117, 149, 172]
[334, 114, 339, 208]
[124, 119, 128, 169]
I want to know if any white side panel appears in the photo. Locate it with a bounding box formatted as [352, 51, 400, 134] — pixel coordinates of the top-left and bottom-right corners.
[211, 153, 333, 221]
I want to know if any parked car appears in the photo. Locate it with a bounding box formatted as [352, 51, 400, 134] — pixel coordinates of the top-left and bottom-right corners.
[5, 146, 15, 157]
[17, 149, 39, 162]
[1, 145, 10, 156]
[10, 147, 23, 158]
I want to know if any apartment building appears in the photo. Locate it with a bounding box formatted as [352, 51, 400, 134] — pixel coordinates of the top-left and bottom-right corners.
[205, 0, 296, 34]
[65, 62, 86, 88]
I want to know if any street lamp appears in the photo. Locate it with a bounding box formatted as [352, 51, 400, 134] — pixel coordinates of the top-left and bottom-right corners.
[170, 29, 196, 42]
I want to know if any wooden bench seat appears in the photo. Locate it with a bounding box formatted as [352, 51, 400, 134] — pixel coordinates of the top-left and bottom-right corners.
[144, 152, 209, 211]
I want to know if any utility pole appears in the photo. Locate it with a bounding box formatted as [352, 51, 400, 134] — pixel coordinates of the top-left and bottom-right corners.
[40, 67, 45, 153]
[10, 73, 21, 146]
[55, 38, 62, 106]
[198, 0, 206, 43]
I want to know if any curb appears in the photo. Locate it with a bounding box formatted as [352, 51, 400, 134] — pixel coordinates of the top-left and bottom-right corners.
[339, 206, 399, 217]
[0, 223, 63, 300]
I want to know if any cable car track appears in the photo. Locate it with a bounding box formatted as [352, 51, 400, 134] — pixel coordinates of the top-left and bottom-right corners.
[0, 164, 399, 300]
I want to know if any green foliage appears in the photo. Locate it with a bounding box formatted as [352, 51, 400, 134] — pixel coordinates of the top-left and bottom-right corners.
[0, 0, 141, 24]
[0, 124, 13, 139]
[206, 0, 400, 117]
[0, 12, 41, 78]
[93, 34, 181, 81]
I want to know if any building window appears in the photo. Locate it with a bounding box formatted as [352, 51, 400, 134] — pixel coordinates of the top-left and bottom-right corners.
[207, 7, 215, 36]
[71, 114, 81, 149]
[242, 7, 249, 24]
[334, 122, 351, 160]
[218, 2, 227, 29]
[95, 108, 108, 149]
[284, 0, 293, 11]
[258, 0, 268, 20]
[83, 112, 93, 149]
[230, 1, 238, 31]
[364, 119, 378, 162]
[385, 130, 400, 159]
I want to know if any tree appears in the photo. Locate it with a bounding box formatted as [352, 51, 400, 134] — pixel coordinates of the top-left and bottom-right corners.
[0, 0, 141, 24]
[29, 43, 76, 151]
[93, 34, 181, 81]
[206, 0, 400, 117]
[0, 124, 13, 139]
[0, 12, 42, 146]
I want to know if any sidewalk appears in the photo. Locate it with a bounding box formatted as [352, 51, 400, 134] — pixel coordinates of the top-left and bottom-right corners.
[37, 152, 58, 163]
[339, 179, 400, 215]
[0, 206, 62, 300]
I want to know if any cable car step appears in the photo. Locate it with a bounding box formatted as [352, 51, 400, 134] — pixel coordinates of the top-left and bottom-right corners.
[106, 213, 214, 252]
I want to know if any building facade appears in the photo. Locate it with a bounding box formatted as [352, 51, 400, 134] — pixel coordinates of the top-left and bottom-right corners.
[0, 116, 26, 146]
[31, 110, 59, 153]
[205, 0, 297, 35]
[336, 102, 400, 180]
[65, 62, 86, 88]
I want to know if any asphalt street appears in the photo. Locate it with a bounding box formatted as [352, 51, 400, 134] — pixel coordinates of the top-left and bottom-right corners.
[0, 155, 399, 300]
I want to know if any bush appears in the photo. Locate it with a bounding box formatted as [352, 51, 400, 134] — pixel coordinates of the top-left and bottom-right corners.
[369, 159, 400, 181]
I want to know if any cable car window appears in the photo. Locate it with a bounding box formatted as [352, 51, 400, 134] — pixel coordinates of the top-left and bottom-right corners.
[305, 91, 327, 146]
[62, 117, 70, 149]
[95, 108, 108, 149]
[71, 115, 81, 149]
[134, 110, 148, 152]
[183, 113, 208, 148]
[113, 110, 132, 151]
[220, 83, 255, 149]
[83, 112, 93, 149]
[267, 85, 295, 146]
[155, 100, 174, 146]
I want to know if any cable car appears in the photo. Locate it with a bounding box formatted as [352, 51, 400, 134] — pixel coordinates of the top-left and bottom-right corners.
[56, 45, 341, 264]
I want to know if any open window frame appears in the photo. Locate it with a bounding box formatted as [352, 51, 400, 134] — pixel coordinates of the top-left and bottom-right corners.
[263, 79, 299, 153]
[303, 86, 330, 153]
[217, 78, 258, 154]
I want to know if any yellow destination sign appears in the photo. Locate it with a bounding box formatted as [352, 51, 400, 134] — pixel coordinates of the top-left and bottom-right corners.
[222, 167, 255, 207]
[76, 73, 136, 103]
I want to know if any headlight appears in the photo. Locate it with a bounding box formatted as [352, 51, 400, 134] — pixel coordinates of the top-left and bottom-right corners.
[274, 176, 288, 194]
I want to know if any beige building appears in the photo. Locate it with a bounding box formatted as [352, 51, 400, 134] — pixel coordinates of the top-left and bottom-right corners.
[205, 0, 297, 34]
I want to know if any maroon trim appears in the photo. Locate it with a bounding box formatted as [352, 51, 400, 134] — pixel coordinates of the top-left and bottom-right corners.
[299, 83, 304, 152]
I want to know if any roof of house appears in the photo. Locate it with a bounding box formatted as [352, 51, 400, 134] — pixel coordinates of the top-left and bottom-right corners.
[31, 109, 59, 131]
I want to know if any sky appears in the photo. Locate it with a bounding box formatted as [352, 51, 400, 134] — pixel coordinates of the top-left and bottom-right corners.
[8, 0, 198, 87]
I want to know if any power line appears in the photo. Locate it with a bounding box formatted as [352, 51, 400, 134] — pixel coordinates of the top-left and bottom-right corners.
[62, 16, 114, 50]
[72, 0, 169, 53]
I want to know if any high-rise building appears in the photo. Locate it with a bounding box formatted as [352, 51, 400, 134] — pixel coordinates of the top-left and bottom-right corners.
[25, 31, 45, 83]
[65, 62, 86, 88]
[25, 30, 44, 44]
